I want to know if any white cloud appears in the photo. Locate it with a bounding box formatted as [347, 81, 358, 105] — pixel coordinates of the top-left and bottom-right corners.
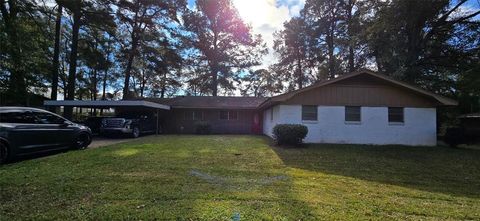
[232, 0, 305, 69]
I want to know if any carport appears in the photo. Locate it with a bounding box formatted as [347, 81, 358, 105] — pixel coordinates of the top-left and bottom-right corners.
[44, 100, 170, 134]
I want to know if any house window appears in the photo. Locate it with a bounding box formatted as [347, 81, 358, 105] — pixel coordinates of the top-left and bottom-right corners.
[219, 111, 238, 120]
[229, 111, 238, 120]
[184, 111, 204, 120]
[345, 106, 361, 122]
[302, 105, 317, 121]
[220, 111, 228, 120]
[184, 111, 194, 120]
[388, 107, 404, 123]
[194, 111, 204, 120]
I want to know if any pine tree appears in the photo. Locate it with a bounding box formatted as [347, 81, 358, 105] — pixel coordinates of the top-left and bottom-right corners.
[272, 17, 313, 90]
[240, 69, 282, 97]
[182, 0, 267, 96]
[60, 0, 114, 118]
[115, 0, 185, 99]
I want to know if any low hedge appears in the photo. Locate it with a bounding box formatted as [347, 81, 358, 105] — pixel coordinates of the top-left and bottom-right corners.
[272, 124, 308, 146]
[195, 122, 211, 135]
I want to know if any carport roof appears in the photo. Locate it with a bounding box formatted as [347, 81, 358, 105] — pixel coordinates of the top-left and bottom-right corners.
[44, 100, 170, 110]
[144, 96, 268, 109]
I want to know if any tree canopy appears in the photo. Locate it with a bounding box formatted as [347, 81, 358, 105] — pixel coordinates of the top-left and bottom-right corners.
[271, 0, 479, 113]
[182, 0, 267, 96]
[0, 0, 478, 117]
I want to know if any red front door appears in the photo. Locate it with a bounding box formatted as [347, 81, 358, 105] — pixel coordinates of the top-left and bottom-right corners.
[251, 112, 262, 134]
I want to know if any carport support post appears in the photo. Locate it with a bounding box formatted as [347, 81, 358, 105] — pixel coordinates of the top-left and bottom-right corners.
[156, 109, 159, 135]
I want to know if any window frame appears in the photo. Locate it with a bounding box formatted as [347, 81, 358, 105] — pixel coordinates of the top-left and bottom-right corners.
[345, 106, 361, 123]
[302, 105, 318, 121]
[184, 110, 204, 121]
[219, 110, 238, 120]
[388, 107, 404, 124]
[183, 111, 194, 120]
[229, 111, 238, 120]
[219, 110, 229, 120]
[193, 110, 204, 121]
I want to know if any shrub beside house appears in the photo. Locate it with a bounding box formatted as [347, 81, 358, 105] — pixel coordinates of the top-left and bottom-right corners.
[273, 124, 308, 146]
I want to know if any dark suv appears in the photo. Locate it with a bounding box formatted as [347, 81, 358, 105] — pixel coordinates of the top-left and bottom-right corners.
[100, 111, 157, 138]
[0, 107, 92, 164]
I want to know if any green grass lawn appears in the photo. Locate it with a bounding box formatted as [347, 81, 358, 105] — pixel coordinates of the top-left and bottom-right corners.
[1, 135, 480, 220]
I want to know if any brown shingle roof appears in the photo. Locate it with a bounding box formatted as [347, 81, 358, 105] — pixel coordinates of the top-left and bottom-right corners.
[144, 96, 268, 109]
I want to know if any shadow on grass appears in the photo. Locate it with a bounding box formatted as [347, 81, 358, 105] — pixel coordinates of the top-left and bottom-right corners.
[272, 143, 480, 198]
[4, 135, 140, 164]
[7, 148, 74, 164]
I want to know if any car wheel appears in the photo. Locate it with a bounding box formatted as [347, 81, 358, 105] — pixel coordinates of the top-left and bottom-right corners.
[131, 126, 140, 138]
[0, 142, 10, 164]
[74, 133, 91, 150]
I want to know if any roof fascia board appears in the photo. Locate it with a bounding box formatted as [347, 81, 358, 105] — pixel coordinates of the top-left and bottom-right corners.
[171, 106, 258, 110]
[44, 100, 171, 110]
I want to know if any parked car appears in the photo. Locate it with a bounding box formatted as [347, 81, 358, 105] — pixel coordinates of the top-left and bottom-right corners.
[444, 113, 480, 147]
[0, 107, 92, 164]
[100, 111, 158, 138]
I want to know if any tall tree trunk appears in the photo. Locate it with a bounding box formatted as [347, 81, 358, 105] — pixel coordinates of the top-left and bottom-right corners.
[90, 26, 99, 99]
[327, 0, 336, 79]
[296, 48, 303, 89]
[102, 70, 107, 100]
[64, 10, 81, 119]
[100, 69, 108, 115]
[121, 1, 142, 100]
[211, 64, 218, 96]
[131, 75, 137, 95]
[327, 31, 335, 78]
[348, 45, 354, 72]
[297, 64, 303, 89]
[1, 0, 27, 105]
[122, 35, 137, 99]
[211, 31, 219, 96]
[51, 4, 62, 101]
[92, 69, 97, 100]
[373, 49, 385, 73]
[78, 91, 83, 114]
[92, 68, 97, 115]
[346, 0, 355, 72]
[160, 71, 166, 98]
[140, 70, 145, 97]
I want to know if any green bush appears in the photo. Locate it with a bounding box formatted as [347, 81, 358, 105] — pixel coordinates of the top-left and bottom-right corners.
[195, 122, 211, 135]
[272, 124, 308, 146]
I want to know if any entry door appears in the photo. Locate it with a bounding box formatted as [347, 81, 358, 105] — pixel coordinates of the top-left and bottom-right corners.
[252, 112, 262, 134]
